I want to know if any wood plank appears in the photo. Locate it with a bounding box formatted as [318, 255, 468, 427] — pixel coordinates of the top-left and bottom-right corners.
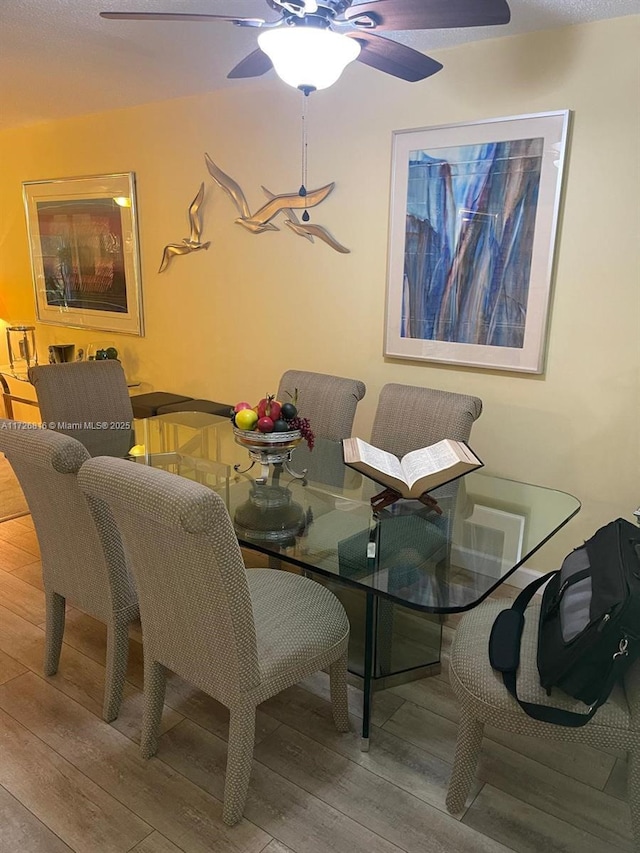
[384, 701, 632, 849]
[0, 604, 180, 739]
[0, 537, 40, 572]
[44, 608, 146, 686]
[260, 683, 480, 812]
[52, 610, 280, 745]
[253, 724, 512, 853]
[463, 784, 629, 853]
[604, 757, 628, 801]
[0, 783, 74, 853]
[298, 669, 405, 727]
[131, 831, 191, 853]
[389, 671, 458, 720]
[162, 674, 281, 746]
[9, 559, 44, 591]
[382, 697, 459, 765]
[14, 514, 35, 530]
[159, 719, 407, 853]
[259, 843, 296, 853]
[0, 566, 47, 624]
[388, 676, 617, 789]
[0, 672, 270, 853]
[0, 691, 150, 852]
[0, 649, 26, 685]
[0, 520, 40, 557]
[475, 742, 633, 850]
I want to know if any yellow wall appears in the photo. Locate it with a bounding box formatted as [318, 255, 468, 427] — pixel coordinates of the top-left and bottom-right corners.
[1, 17, 638, 567]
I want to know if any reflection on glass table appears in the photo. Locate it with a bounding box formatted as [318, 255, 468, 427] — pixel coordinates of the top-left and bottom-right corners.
[134, 412, 232, 506]
[138, 413, 581, 745]
[136, 411, 229, 464]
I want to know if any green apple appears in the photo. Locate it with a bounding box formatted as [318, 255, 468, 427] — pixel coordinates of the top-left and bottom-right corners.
[235, 408, 258, 430]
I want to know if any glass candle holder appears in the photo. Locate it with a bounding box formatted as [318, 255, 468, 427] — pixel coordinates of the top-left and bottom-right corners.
[6, 325, 38, 373]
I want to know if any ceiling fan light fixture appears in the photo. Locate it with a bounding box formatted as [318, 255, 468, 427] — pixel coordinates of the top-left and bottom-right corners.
[257, 26, 361, 92]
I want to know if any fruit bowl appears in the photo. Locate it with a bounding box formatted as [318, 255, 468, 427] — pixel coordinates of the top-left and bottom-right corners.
[233, 427, 306, 482]
[233, 427, 303, 453]
[232, 391, 313, 483]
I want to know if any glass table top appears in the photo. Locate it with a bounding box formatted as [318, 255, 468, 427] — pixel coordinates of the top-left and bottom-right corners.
[136, 413, 581, 614]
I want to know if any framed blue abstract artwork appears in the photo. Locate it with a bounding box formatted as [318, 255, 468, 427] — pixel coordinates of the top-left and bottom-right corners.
[385, 111, 570, 373]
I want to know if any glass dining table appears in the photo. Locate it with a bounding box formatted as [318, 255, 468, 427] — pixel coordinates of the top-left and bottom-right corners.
[135, 412, 581, 746]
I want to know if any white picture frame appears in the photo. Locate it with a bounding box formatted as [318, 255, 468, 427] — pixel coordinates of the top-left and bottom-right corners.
[385, 111, 571, 373]
[23, 172, 144, 336]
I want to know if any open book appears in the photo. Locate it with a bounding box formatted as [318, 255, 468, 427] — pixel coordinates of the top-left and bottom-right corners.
[342, 437, 482, 499]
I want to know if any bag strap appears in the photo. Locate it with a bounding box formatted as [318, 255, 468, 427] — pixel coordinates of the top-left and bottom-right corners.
[489, 572, 624, 728]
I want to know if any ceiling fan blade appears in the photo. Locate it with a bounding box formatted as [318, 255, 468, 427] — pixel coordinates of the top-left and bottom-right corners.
[347, 32, 442, 82]
[344, 0, 510, 31]
[100, 12, 267, 27]
[227, 49, 274, 79]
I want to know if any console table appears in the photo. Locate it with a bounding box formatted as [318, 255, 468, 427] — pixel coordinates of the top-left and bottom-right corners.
[0, 368, 38, 419]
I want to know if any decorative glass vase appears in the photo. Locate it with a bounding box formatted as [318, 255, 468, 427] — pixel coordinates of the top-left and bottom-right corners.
[6, 325, 37, 374]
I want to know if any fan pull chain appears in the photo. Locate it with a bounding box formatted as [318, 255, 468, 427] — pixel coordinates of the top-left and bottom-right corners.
[299, 90, 310, 222]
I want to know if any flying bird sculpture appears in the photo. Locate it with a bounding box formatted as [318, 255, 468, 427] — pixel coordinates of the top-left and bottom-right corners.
[159, 183, 211, 273]
[205, 153, 335, 233]
[262, 186, 351, 254]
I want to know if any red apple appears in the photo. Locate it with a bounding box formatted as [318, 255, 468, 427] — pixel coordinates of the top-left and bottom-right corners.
[256, 416, 274, 433]
[267, 399, 282, 421]
[233, 401, 252, 413]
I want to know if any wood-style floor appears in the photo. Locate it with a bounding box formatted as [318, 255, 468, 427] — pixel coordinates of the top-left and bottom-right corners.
[0, 513, 633, 853]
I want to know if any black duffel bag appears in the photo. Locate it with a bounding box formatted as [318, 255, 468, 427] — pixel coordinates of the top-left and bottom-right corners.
[489, 517, 640, 727]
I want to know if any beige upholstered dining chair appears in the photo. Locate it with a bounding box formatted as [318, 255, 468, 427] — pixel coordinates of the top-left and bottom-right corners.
[276, 369, 366, 441]
[342, 383, 484, 679]
[370, 383, 483, 457]
[446, 599, 639, 846]
[0, 421, 138, 721]
[29, 360, 135, 458]
[78, 455, 351, 826]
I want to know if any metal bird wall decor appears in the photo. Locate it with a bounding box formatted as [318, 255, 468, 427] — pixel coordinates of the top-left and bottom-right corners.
[205, 153, 347, 253]
[262, 186, 350, 253]
[158, 182, 211, 272]
[205, 153, 334, 233]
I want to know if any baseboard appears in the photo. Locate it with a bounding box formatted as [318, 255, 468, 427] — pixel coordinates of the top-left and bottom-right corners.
[505, 564, 549, 593]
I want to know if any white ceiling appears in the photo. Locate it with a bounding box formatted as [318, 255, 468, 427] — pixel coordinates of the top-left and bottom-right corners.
[0, 0, 636, 130]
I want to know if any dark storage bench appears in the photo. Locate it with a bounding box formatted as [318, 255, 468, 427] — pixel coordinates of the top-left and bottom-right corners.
[131, 392, 231, 420]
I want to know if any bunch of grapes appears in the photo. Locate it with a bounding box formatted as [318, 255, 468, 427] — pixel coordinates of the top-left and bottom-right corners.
[289, 416, 315, 451]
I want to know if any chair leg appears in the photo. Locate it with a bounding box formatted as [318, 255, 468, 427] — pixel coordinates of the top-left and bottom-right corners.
[329, 653, 350, 732]
[445, 710, 485, 814]
[628, 746, 640, 849]
[223, 702, 256, 826]
[43, 591, 65, 676]
[102, 620, 130, 723]
[140, 659, 167, 759]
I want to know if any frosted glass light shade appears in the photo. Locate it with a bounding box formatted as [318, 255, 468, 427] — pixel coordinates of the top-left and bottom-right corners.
[258, 27, 361, 91]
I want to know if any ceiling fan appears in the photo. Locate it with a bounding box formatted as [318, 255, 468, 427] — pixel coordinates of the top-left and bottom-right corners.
[101, 0, 511, 92]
